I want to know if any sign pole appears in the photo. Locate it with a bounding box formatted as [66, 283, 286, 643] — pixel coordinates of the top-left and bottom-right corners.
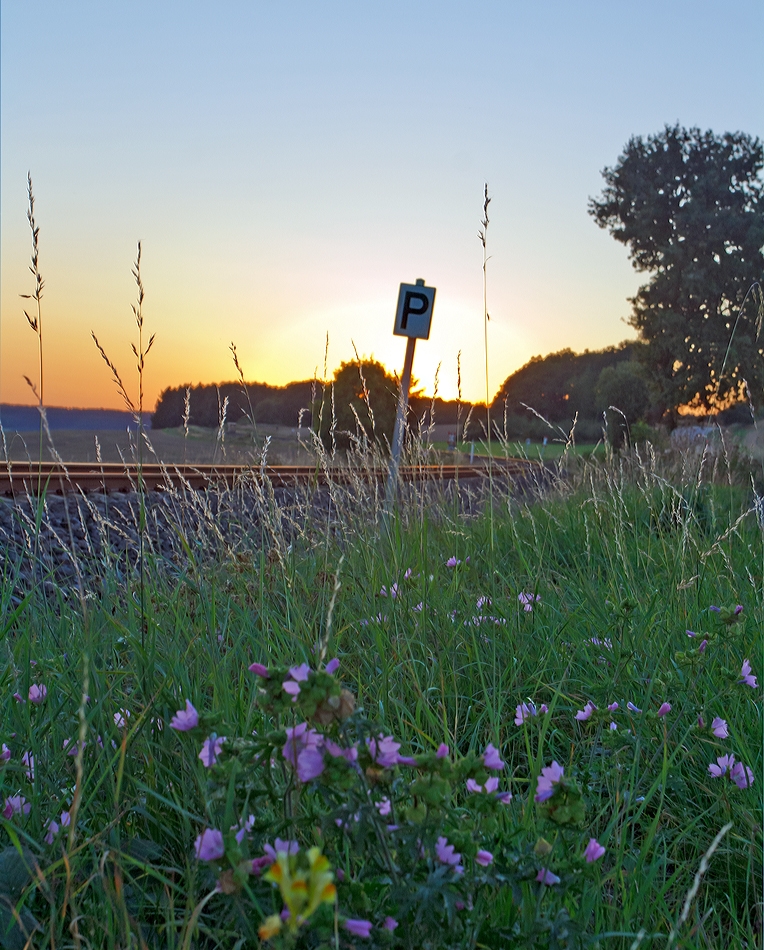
[386, 277, 434, 510]
[386, 336, 416, 509]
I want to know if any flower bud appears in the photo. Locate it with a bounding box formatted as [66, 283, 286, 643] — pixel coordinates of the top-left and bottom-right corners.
[534, 837, 553, 857]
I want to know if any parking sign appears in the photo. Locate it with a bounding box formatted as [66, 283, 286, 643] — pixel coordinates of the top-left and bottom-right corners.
[393, 281, 436, 339]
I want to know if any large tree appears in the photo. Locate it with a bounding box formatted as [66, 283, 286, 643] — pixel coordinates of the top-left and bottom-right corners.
[317, 359, 399, 452]
[589, 125, 764, 420]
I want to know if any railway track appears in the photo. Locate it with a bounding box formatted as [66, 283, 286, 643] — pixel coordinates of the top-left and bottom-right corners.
[0, 459, 542, 496]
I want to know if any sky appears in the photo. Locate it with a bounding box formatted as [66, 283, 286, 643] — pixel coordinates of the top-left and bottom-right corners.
[1, 1, 762, 412]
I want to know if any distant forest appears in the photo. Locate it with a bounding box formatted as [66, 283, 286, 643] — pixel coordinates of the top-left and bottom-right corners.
[151, 342, 656, 440]
[150, 377, 467, 430]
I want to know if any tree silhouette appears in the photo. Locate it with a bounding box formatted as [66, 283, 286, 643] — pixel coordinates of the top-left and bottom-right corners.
[590, 125, 764, 421]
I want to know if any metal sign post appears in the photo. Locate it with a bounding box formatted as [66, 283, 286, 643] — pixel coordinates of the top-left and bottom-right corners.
[386, 278, 436, 507]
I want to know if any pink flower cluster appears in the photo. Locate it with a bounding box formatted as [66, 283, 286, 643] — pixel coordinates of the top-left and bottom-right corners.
[515, 701, 548, 725]
[44, 810, 71, 845]
[435, 836, 464, 874]
[283, 723, 326, 782]
[535, 761, 564, 803]
[3, 795, 30, 819]
[282, 663, 311, 700]
[518, 592, 541, 612]
[708, 754, 754, 789]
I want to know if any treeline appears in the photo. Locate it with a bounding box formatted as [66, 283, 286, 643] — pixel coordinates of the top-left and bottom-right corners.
[151, 377, 465, 431]
[151, 342, 651, 442]
[490, 343, 644, 441]
[151, 380, 315, 429]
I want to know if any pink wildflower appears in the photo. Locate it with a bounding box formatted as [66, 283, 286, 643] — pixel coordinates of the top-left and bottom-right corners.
[233, 814, 255, 844]
[739, 660, 758, 688]
[575, 702, 596, 721]
[44, 819, 59, 845]
[283, 723, 325, 782]
[22, 752, 34, 780]
[515, 702, 537, 725]
[475, 849, 494, 866]
[536, 867, 560, 885]
[3, 795, 30, 818]
[730, 762, 754, 789]
[170, 700, 199, 732]
[375, 797, 392, 816]
[325, 658, 340, 674]
[583, 838, 605, 863]
[366, 735, 401, 769]
[194, 828, 225, 861]
[282, 680, 301, 699]
[248, 662, 269, 678]
[708, 754, 735, 778]
[114, 709, 130, 729]
[263, 839, 299, 862]
[466, 776, 499, 794]
[436, 743, 449, 758]
[12, 692, 24, 704]
[711, 717, 728, 739]
[28, 684, 47, 704]
[0, 745, 10, 764]
[535, 761, 564, 803]
[607, 702, 619, 712]
[657, 702, 671, 717]
[435, 836, 463, 872]
[627, 702, 642, 714]
[518, 591, 541, 611]
[63, 738, 84, 756]
[446, 556, 460, 567]
[324, 739, 358, 762]
[483, 743, 504, 770]
[344, 919, 372, 938]
[251, 855, 271, 874]
[199, 735, 226, 767]
[383, 917, 399, 931]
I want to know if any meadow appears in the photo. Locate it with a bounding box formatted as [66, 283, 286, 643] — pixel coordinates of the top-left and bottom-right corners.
[0, 435, 761, 949]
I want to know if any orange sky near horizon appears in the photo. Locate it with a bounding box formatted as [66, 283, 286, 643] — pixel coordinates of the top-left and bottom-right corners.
[0, 185, 640, 412]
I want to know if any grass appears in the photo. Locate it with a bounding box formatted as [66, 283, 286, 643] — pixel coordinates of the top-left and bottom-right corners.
[431, 440, 609, 462]
[0, 442, 761, 948]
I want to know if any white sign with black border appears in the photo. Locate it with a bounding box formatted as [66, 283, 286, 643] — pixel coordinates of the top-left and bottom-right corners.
[393, 282, 436, 339]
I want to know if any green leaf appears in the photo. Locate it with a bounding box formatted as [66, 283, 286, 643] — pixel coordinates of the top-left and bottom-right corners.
[0, 849, 34, 901]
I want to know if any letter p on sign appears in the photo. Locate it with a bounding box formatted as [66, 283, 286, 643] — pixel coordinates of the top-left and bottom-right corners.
[394, 281, 436, 339]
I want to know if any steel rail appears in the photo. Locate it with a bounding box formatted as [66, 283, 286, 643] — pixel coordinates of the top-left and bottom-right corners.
[0, 459, 542, 496]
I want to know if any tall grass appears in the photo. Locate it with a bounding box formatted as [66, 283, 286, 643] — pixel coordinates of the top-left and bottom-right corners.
[0, 431, 760, 947]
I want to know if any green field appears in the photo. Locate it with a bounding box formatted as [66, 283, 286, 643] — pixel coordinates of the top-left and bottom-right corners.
[0, 447, 761, 948]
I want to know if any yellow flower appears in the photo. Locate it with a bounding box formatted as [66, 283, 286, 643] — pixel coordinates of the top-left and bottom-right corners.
[263, 846, 337, 934]
[258, 914, 282, 941]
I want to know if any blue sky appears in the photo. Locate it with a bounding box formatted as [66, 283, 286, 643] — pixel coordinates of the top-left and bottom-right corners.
[1, 1, 761, 409]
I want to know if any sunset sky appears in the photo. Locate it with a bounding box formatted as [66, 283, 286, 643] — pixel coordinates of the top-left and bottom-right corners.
[1, 1, 761, 412]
